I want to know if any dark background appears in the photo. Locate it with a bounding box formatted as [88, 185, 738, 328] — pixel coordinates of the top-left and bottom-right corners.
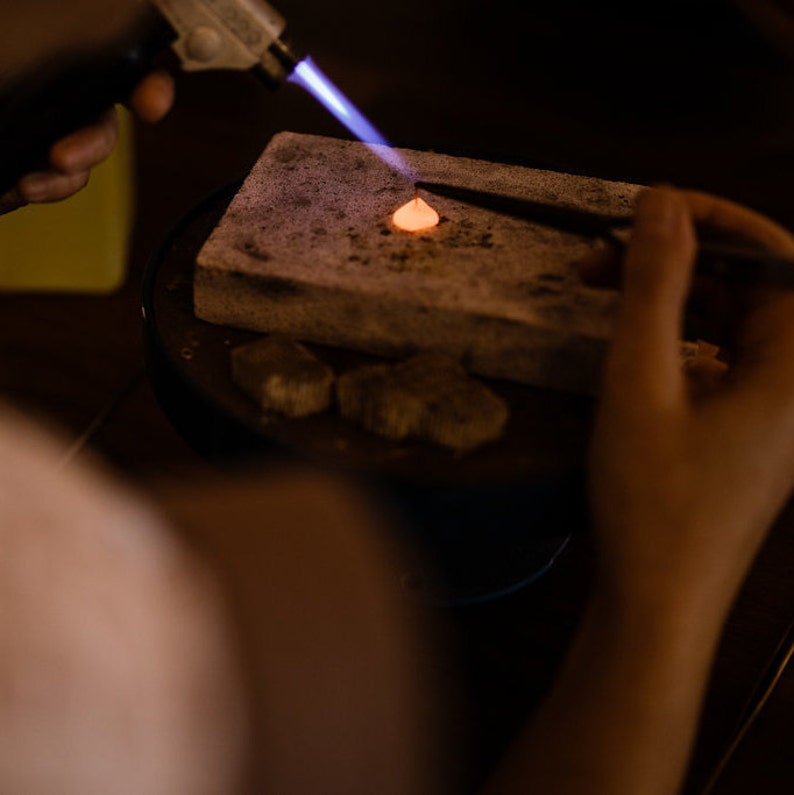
[2, 2, 794, 793]
[136, 0, 794, 228]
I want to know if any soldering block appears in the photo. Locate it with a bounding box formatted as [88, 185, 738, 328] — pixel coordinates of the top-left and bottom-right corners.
[194, 131, 640, 394]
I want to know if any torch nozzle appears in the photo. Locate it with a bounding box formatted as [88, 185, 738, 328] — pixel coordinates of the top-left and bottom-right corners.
[256, 34, 302, 87]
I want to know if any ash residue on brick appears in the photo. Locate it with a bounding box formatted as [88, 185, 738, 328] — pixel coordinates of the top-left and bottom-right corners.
[246, 274, 303, 299]
[518, 283, 563, 299]
[239, 241, 271, 263]
[537, 272, 567, 284]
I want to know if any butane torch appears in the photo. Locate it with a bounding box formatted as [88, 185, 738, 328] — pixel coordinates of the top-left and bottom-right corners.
[0, 0, 307, 197]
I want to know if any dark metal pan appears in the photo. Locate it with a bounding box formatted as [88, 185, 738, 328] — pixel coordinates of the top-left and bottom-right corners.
[142, 181, 592, 604]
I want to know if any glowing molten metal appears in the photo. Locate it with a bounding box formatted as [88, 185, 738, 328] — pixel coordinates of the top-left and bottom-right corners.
[392, 197, 440, 232]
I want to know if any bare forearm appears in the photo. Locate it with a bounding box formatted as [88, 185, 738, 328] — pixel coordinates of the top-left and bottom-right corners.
[482, 590, 727, 795]
[488, 186, 794, 795]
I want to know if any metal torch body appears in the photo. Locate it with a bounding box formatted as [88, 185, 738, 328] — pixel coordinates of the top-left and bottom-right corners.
[151, 0, 300, 85]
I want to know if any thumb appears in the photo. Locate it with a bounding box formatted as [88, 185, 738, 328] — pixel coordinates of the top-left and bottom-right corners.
[603, 188, 697, 408]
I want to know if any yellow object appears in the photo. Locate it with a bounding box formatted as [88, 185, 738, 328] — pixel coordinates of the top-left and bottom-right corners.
[0, 109, 134, 293]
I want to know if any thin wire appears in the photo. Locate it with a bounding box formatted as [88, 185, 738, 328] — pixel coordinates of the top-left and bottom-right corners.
[700, 617, 794, 794]
[57, 367, 146, 469]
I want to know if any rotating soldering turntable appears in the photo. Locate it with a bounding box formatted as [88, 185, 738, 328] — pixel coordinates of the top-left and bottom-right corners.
[142, 180, 592, 605]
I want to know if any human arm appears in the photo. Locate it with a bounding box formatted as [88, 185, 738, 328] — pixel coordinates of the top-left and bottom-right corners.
[0, 69, 174, 214]
[0, 1, 175, 214]
[482, 187, 794, 795]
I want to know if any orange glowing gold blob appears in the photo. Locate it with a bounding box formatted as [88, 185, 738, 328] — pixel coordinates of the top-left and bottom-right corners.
[392, 196, 440, 232]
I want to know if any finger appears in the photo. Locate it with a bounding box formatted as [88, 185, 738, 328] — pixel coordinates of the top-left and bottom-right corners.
[679, 192, 794, 396]
[725, 290, 794, 406]
[673, 191, 794, 355]
[0, 188, 26, 215]
[603, 188, 696, 408]
[681, 189, 794, 256]
[682, 275, 747, 354]
[49, 109, 119, 173]
[128, 70, 175, 124]
[583, 191, 794, 291]
[17, 170, 90, 203]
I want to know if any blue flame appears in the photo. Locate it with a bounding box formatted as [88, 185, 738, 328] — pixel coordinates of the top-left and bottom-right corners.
[288, 56, 416, 182]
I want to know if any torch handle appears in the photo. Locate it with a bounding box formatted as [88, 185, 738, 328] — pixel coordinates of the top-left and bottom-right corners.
[0, 11, 176, 197]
